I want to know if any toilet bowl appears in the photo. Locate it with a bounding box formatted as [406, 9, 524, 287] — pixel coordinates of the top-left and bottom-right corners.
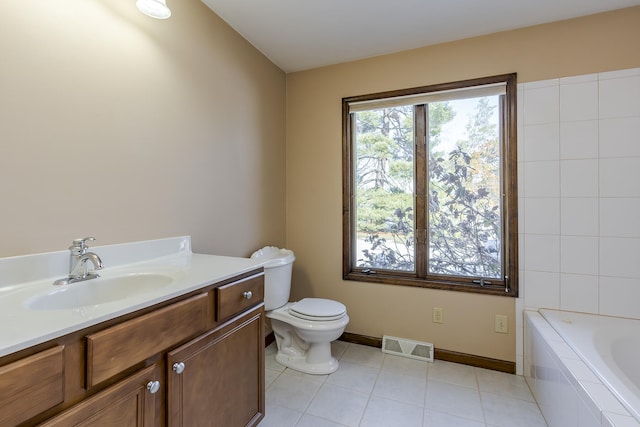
[268, 299, 349, 374]
[251, 247, 349, 375]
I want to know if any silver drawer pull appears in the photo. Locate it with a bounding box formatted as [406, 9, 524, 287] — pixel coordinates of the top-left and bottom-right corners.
[173, 362, 185, 374]
[146, 380, 160, 394]
[243, 291, 253, 300]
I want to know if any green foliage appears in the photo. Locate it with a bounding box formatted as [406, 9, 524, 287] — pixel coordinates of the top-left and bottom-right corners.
[428, 102, 456, 148]
[429, 98, 502, 278]
[354, 96, 502, 278]
[355, 106, 416, 271]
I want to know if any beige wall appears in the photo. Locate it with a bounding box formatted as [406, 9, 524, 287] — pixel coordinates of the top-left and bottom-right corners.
[285, 6, 640, 362]
[4, 0, 639, 363]
[0, 0, 285, 258]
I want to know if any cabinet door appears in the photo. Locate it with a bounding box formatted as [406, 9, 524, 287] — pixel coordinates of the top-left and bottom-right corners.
[167, 306, 264, 427]
[38, 365, 158, 427]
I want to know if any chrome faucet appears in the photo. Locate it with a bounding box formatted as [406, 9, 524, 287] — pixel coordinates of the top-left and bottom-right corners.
[53, 237, 104, 285]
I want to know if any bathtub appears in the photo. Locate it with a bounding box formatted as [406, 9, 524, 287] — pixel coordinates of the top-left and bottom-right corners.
[524, 309, 640, 427]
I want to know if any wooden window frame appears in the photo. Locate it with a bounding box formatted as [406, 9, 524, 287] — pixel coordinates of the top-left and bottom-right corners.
[342, 74, 518, 297]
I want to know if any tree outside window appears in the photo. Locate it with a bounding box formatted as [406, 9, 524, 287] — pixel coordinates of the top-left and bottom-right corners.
[343, 74, 518, 296]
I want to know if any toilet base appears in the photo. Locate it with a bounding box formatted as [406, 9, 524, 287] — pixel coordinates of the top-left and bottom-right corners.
[268, 304, 349, 375]
[275, 352, 339, 375]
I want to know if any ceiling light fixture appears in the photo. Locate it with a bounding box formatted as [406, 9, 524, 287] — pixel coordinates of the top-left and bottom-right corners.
[136, 0, 171, 19]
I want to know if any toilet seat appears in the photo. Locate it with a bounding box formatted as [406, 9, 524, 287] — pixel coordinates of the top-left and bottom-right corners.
[288, 298, 346, 321]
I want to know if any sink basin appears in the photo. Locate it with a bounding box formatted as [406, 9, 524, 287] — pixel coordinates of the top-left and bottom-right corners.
[26, 273, 174, 310]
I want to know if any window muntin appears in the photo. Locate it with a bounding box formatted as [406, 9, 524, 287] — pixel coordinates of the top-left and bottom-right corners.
[343, 74, 518, 296]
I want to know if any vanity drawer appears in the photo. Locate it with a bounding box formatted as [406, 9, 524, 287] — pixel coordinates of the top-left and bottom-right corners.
[0, 345, 65, 426]
[215, 274, 264, 320]
[86, 293, 209, 387]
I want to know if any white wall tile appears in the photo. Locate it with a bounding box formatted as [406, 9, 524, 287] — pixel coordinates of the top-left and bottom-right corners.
[524, 123, 559, 161]
[518, 84, 525, 129]
[524, 198, 560, 235]
[523, 84, 559, 125]
[600, 237, 640, 278]
[599, 68, 640, 80]
[599, 75, 640, 118]
[561, 236, 598, 276]
[560, 73, 598, 85]
[518, 124, 524, 162]
[524, 161, 559, 197]
[578, 393, 601, 427]
[518, 196, 525, 230]
[560, 81, 598, 122]
[525, 271, 560, 309]
[564, 359, 600, 384]
[599, 276, 640, 318]
[560, 120, 599, 160]
[523, 79, 560, 89]
[561, 159, 598, 198]
[561, 198, 598, 236]
[524, 234, 560, 272]
[600, 157, 640, 197]
[599, 116, 640, 158]
[579, 382, 629, 417]
[600, 198, 640, 238]
[560, 274, 598, 313]
[603, 412, 640, 427]
[518, 160, 525, 195]
[515, 296, 525, 376]
[519, 68, 640, 328]
[519, 70, 640, 392]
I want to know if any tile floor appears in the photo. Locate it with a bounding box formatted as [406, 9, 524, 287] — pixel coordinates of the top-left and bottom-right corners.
[262, 341, 547, 427]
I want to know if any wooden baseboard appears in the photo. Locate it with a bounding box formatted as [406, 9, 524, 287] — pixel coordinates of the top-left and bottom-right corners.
[433, 348, 515, 374]
[339, 332, 515, 374]
[339, 332, 382, 348]
[266, 331, 514, 374]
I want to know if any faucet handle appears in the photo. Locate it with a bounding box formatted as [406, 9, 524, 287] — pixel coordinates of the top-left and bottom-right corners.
[70, 237, 96, 254]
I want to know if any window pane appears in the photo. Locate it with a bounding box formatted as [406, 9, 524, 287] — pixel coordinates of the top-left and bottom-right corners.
[354, 106, 415, 271]
[427, 96, 502, 278]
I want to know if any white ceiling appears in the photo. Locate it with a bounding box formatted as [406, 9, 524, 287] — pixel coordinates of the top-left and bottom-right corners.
[200, 0, 640, 73]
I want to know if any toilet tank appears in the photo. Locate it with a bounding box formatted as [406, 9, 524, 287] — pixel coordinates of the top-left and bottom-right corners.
[250, 246, 295, 311]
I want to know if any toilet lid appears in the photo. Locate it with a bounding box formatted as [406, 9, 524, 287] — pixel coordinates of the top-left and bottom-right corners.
[289, 298, 346, 321]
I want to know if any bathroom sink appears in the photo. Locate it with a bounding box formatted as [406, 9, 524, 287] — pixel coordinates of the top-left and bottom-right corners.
[26, 273, 174, 310]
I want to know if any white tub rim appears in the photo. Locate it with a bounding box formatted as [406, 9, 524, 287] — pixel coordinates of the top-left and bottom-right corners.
[531, 308, 640, 424]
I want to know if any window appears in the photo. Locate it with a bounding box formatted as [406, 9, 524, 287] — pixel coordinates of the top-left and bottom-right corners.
[342, 74, 518, 296]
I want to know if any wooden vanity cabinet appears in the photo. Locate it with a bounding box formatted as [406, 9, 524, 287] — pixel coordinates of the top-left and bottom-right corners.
[85, 293, 210, 389]
[0, 346, 65, 426]
[167, 305, 264, 427]
[0, 269, 264, 427]
[38, 364, 159, 427]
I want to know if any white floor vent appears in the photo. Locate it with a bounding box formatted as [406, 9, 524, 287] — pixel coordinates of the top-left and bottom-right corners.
[382, 335, 434, 362]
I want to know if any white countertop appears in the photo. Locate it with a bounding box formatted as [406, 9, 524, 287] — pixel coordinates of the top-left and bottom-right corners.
[0, 237, 264, 358]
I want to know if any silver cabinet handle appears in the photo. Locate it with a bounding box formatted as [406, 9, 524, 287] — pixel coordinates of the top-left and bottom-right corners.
[243, 291, 253, 300]
[146, 380, 160, 394]
[173, 362, 185, 374]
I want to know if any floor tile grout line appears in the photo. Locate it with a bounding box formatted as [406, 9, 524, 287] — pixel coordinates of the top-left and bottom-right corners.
[355, 387, 375, 427]
[266, 341, 546, 426]
[473, 366, 491, 427]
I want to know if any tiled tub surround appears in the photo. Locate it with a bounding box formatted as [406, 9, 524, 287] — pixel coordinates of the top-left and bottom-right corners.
[524, 310, 640, 427]
[516, 67, 640, 374]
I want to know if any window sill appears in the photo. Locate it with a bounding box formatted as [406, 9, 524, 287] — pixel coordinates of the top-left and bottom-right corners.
[343, 271, 517, 297]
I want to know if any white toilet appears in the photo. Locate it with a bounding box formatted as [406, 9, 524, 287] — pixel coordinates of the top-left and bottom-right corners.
[251, 246, 349, 375]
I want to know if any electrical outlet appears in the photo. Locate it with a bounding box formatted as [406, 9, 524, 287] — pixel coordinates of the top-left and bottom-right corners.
[495, 314, 508, 334]
[433, 307, 444, 324]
